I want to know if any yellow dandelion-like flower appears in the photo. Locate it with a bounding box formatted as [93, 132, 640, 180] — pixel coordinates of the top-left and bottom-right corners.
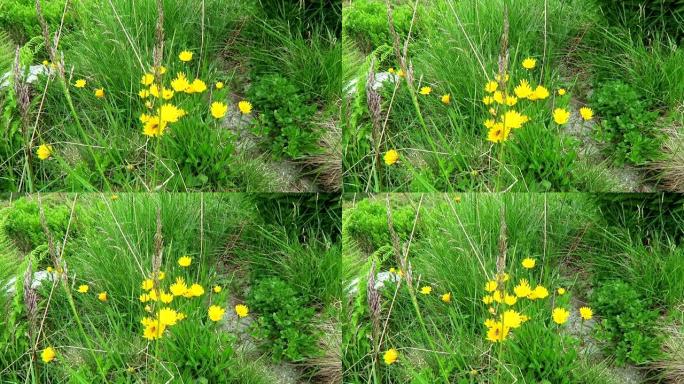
[552, 307, 570, 324]
[74, 79, 86, 88]
[501, 110, 528, 130]
[441, 292, 452, 303]
[553, 108, 570, 125]
[211, 102, 228, 119]
[579, 306, 593, 320]
[179, 51, 193, 62]
[485, 81, 498, 93]
[383, 348, 399, 365]
[141, 279, 154, 291]
[171, 73, 191, 92]
[213, 285, 222, 293]
[238, 100, 253, 114]
[441, 94, 451, 104]
[579, 107, 594, 121]
[484, 119, 496, 129]
[514, 279, 532, 298]
[235, 304, 249, 318]
[483, 96, 494, 105]
[529, 85, 549, 100]
[140, 73, 154, 86]
[142, 116, 168, 137]
[41, 347, 56, 363]
[215, 81, 224, 89]
[138, 89, 150, 99]
[98, 292, 107, 302]
[486, 321, 509, 343]
[501, 310, 523, 329]
[487, 123, 511, 143]
[186, 78, 207, 94]
[557, 287, 566, 295]
[514, 79, 533, 99]
[492, 91, 504, 104]
[522, 258, 536, 269]
[95, 88, 105, 99]
[531, 285, 549, 299]
[482, 295, 494, 304]
[78, 284, 89, 293]
[139, 293, 150, 303]
[208, 305, 226, 322]
[419, 86, 432, 95]
[170, 277, 188, 296]
[160, 291, 173, 304]
[142, 320, 166, 340]
[485, 281, 498, 292]
[384, 149, 399, 166]
[504, 294, 517, 306]
[558, 88, 567, 96]
[158, 307, 178, 326]
[161, 88, 174, 100]
[522, 57, 537, 70]
[420, 286, 432, 295]
[36, 144, 53, 160]
[178, 256, 192, 267]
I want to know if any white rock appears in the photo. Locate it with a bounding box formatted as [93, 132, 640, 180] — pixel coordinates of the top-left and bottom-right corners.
[0, 65, 53, 89]
[3, 270, 56, 294]
[345, 71, 399, 95]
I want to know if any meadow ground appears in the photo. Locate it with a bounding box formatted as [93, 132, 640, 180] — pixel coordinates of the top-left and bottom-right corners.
[0, 193, 342, 383]
[0, 0, 341, 192]
[342, 0, 684, 192]
[343, 193, 684, 383]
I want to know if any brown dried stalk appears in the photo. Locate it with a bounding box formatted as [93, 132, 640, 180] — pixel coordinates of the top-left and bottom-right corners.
[152, 205, 163, 287]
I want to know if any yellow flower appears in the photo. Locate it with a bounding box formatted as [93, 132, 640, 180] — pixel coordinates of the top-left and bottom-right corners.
[211, 102, 228, 119]
[47, 266, 53, 273]
[170, 277, 188, 296]
[553, 108, 570, 125]
[487, 123, 511, 143]
[141, 73, 154, 86]
[492, 91, 504, 104]
[184, 283, 205, 298]
[514, 79, 533, 99]
[178, 256, 192, 267]
[514, 279, 532, 298]
[557, 287, 566, 295]
[95, 88, 105, 99]
[171, 73, 191, 92]
[522, 258, 536, 269]
[505, 95, 518, 107]
[143, 320, 166, 340]
[531, 285, 549, 299]
[552, 307, 570, 324]
[160, 291, 173, 304]
[74, 79, 86, 88]
[579, 306, 593, 320]
[522, 57, 537, 70]
[492, 290, 504, 303]
[208, 305, 226, 322]
[484, 318, 496, 328]
[215, 81, 224, 89]
[98, 292, 107, 302]
[485, 81, 498, 93]
[238, 100, 253, 114]
[111, 194, 119, 201]
[441, 292, 451, 303]
[42, 60, 49, 66]
[141, 279, 154, 291]
[36, 144, 53, 160]
[484, 119, 495, 129]
[397, 69, 406, 77]
[235, 304, 249, 318]
[158, 104, 185, 123]
[142, 116, 168, 138]
[186, 78, 207, 94]
[419, 86, 432, 95]
[529, 85, 549, 100]
[41, 347, 56, 363]
[179, 51, 193, 62]
[138, 89, 150, 99]
[383, 348, 399, 365]
[496, 273, 510, 282]
[420, 286, 432, 295]
[484, 281, 498, 292]
[482, 96, 494, 105]
[441, 94, 451, 104]
[77, 284, 89, 293]
[388, 67, 395, 74]
[494, 73, 509, 82]
[558, 88, 567, 96]
[213, 285, 222, 293]
[482, 295, 494, 304]
[501, 310, 523, 328]
[486, 321, 509, 342]
[158, 307, 178, 326]
[155, 271, 165, 280]
[579, 107, 594, 121]
[161, 88, 174, 100]
[139, 293, 150, 303]
[501, 110, 528, 130]
[383, 149, 399, 166]
[504, 294, 517, 306]
[149, 84, 160, 98]
[488, 107, 497, 116]
[454, 195, 462, 203]
[177, 312, 186, 321]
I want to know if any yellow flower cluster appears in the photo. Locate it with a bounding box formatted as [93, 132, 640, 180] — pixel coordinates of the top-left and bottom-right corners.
[481, 58, 596, 144]
[137, 50, 253, 137]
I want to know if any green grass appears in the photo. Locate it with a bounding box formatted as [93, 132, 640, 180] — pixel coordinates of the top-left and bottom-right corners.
[342, 0, 684, 192]
[0, 0, 342, 192]
[343, 193, 683, 383]
[0, 193, 341, 382]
